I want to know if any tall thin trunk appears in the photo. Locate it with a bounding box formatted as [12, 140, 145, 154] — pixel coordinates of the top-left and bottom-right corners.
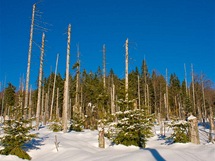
[138, 75, 141, 109]
[111, 79, 115, 114]
[43, 93, 48, 125]
[103, 44, 106, 89]
[36, 33, 45, 130]
[80, 86, 83, 112]
[63, 24, 71, 133]
[147, 84, 150, 113]
[125, 38, 129, 108]
[184, 63, 188, 94]
[28, 86, 32, 119]
[159, 84, 162, 116]
[201, 73, 207, 120]
[75, 45, 81, 114]
[41, 86, 45, 121]
[165, 69, 169, 120]
[50, 54, 59, 120]
[24, 4, 36, 119]
[56, 87, 59, 120]
[209, 106, 215, 142]
[153, 81, 157, 116]
[1, 77, 6, 117]
[144, 61, 147, 107]
[191, 64, 196, 116]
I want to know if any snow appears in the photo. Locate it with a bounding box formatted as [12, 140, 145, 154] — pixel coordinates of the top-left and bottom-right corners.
[188, 115, 197, 120]
[0, 125, 215, 161]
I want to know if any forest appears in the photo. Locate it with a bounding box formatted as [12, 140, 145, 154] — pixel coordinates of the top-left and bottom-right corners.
[0, 3, 215, 160]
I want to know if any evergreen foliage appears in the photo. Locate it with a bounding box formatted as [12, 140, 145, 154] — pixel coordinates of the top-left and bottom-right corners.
[0, 118, 36, 160]
[48, 122, 62, 132]
[108, 109, 154, 148]
[4, 83, 16, 107]
[70, 112, 84, 132]
[168, 121, 190, 143]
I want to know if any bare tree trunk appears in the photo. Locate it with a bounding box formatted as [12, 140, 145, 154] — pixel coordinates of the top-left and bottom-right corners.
[178, 100, 182, 120]
[138, 75, 141, 109]
[125, 38, 129, 108]
[24, 4, 36, 119]
[209, 106, 214, 143]
[75, 45, 81, 115]
[62, 24, 71, 133]
[56, 87, 60, 120]
[1, 77, 6, 118]
[147, 84, 150, 113]
[184, 63, 188, 94]
[36, 33, 45, 130]
[98, 126, 105, 148]
[28, 86, 32, 119]
[201, 73, 207, 122]
[103, 44, 106, 89]
[50, 54, 59, 121]
[191, 64, 196, 116]
[41, 86, 45, 122]
[144, 61, 147, 107]
[188, 115, 200, 144]
[43, 93, 48, 126]
[164, 94, 167, 120]
[165, 69, 169, 120]
[68, 98, 72, 121]
[159, 84, 162, 118]
[80, 86, 83, 113]
[111, 83, 115, 114]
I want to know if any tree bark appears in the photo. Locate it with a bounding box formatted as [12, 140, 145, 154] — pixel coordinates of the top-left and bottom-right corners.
[36, 33, 45, 130]
[62, 24, 71, 133]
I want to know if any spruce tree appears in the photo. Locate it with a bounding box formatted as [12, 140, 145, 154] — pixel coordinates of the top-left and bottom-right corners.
[108, 109, 154, 148]
[0, 118, 36, 160]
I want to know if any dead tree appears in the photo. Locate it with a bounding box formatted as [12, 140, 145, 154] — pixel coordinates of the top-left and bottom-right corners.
[191, 64, 196, 116]
[24, 4, 36, 119]
[41, 85, 45, 122]
[103, 44, 106, 89]
[62, 24, 71, 133]
[209, 105, 214, 143]
[50, 54, 59, 121]
[188, 115, 200, 144]
[43, 93, 49, 126]
[74, 44, 81, 115]
[98, 123, 105, 148]
[125, 38, 129, 108]
[184, 64, 188, 94]
[36, 33, 45, 130]
[165, 69, 169, 120]
[138, 75, 141, 109]
[28, 86, 32, 119]
[56, 87, 60, 120]
[111, 81, 115, 114]
[201, 73, 207, 121]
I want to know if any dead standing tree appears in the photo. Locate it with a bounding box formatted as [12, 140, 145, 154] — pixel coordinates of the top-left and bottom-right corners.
[50, 54, 59, 121]
[103, 44, 106, 89]
[125, 38, 129, 109]
[24, 4, 36, 119]
[62, 24, 71, 133]
[36, 33, 45, 130]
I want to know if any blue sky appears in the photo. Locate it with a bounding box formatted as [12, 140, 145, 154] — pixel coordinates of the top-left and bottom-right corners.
[0, 0, 214, 89]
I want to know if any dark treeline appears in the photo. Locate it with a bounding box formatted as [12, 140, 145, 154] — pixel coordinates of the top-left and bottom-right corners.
[1, 59, 214, 127]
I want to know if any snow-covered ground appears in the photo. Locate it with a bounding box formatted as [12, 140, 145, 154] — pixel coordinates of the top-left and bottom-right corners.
[0, 124, 214, 161]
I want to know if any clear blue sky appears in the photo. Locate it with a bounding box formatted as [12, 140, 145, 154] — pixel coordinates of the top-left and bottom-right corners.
[0, 0, 214, 89]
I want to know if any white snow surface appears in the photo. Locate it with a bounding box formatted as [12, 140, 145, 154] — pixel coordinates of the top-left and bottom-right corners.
[188, 115, 197, 120]
[0, 125, 215, 161]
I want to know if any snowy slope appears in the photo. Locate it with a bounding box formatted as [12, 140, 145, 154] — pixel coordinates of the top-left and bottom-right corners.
[0, 125, 214, 161]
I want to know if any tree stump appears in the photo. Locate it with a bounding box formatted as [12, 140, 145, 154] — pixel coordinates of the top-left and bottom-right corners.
[188, 115, 200, 144]
[98, 127, 105, 148]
